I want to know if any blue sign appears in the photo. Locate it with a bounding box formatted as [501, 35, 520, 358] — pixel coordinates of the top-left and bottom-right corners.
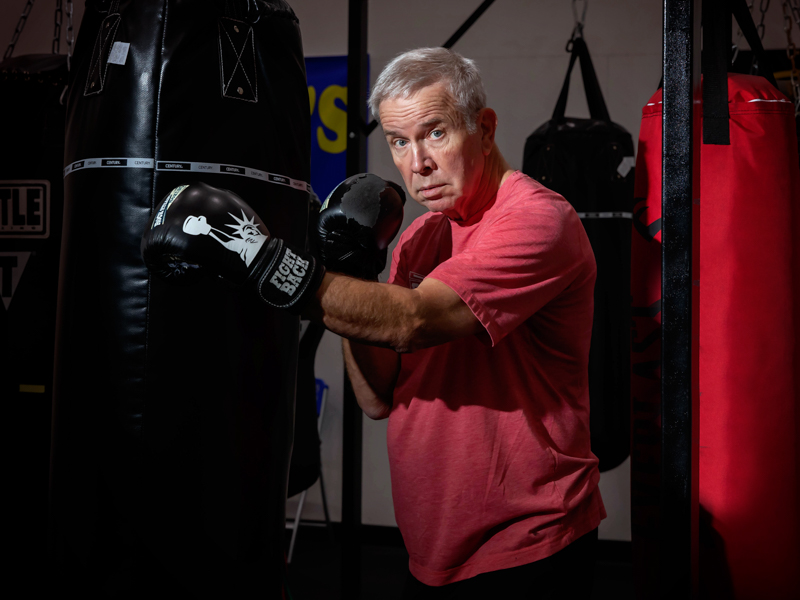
[305, 55, 369, 202]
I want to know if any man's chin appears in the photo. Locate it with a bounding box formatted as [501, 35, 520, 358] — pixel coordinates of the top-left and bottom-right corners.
[414, 195, 455, 214]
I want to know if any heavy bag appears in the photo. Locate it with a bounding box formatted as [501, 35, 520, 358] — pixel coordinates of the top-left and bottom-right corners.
[631, 78, 800, 600]
[522, 36, 633, 472]
[287, 320, 324, 498]
[0, 53, 67, 589]
[50, 0, 310, 595]
[632, 2, 800, 597]
[287, 197, 324, 499]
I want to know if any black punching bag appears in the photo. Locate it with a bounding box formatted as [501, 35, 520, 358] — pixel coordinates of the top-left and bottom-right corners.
[50, 0, 309, 595]
[0, 53, 67, 592]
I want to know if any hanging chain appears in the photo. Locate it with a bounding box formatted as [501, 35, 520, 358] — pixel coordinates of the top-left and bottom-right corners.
[66, 0, 74, 69]
[789, 0, 800, 26]
[733, 1, 755, 64]
[566, 0, 589, 51]
[757, 0, 771, 40]
[783, 1, 800, 114]
[53, 0, 63, 54]
[750, 0, 772, 75]
[4, 0, 37, 60]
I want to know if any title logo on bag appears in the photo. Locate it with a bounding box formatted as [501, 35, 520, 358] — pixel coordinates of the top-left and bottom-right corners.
[0, 252, 31, 310]
[270, 248, 309, 296]
[0, 181, 50, 239]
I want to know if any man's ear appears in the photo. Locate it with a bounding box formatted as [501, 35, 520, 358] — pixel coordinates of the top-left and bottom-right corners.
[477, 108, 498, 154]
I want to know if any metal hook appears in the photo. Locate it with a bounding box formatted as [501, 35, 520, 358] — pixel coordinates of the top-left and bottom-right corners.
[566, 0, 588, 51]
[246, 0, 261, 24]
[572, 0, 588, 30]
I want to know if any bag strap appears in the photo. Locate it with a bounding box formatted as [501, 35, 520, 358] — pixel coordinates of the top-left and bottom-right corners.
[552, 36, 611, 122]
[223, 0, 263, 22]
[703, 0, 779, 145]
[703, 0, 732, 144]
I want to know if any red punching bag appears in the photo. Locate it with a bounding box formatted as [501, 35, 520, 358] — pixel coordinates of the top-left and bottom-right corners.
[631, 74, 800, 600]
[632, 2, 800, 596]
[698, 72, 800, 598]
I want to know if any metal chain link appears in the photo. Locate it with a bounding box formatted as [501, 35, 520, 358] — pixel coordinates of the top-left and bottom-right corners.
[783, 1, 800, 114]
[53, 0, 63, 54]
[788, 0, 800, 26]
[4, 0, 37, 60]
[66, 0, 74, 69]
[749, 0, 772, 75]
[572, 0, 588, 31]
[733, 1, 755, 64]
[757, 0, 771, 40]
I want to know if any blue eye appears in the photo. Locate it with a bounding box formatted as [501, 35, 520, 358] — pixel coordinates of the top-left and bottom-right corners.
[394, 139, 408, 148]
[430, 130, 444, 139]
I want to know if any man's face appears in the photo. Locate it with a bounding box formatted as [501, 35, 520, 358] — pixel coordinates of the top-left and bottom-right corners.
[379, 83, 485, 217]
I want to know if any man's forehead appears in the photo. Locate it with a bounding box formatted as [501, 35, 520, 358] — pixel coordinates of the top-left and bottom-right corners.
[379, 84, 459, 133]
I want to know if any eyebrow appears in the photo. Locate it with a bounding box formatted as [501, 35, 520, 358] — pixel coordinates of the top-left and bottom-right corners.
[383, 118, 447, 139]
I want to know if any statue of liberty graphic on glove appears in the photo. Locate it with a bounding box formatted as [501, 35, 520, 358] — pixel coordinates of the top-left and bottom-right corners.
[141, 181, 323, 311]
[182, 211, 266, 267]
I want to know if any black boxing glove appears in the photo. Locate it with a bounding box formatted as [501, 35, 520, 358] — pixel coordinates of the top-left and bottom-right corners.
[317, 173, 405, 281]
[141, 182, 324, 312]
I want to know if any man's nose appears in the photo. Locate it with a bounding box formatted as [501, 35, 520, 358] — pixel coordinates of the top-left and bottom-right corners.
[411, 144, 434, 174]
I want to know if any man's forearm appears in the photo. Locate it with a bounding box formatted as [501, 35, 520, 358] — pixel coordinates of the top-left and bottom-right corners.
[304, 272, 421, 352]
[302, 272, 484, 353]
[342, 339, 398, 420]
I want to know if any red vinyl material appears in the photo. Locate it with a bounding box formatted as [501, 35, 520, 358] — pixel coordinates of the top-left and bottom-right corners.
[631, 74, 800, 598]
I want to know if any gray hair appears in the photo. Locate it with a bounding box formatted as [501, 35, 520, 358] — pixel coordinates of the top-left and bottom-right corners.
[368, 47, 487, 134]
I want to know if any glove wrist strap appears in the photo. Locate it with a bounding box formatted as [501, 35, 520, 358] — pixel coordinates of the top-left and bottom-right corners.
[248, 238, 325, 314]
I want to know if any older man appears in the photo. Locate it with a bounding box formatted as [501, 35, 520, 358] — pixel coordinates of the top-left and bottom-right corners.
[335, 47, 606, 598]
[142, 45, 604, 600]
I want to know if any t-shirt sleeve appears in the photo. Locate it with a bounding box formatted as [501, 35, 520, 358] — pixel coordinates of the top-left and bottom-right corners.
[426, 199, 594, 346]
[387, 231, 408, 287]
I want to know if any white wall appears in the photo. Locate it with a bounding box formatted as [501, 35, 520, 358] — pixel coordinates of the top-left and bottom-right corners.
[4, 0, 794, 544]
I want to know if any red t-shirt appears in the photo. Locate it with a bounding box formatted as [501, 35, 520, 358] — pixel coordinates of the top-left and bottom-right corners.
[387, 171, 606, 586]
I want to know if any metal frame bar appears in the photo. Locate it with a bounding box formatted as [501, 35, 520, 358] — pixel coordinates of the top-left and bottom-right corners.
[343, 1, 369, 596]
[661, 0, 700, 597]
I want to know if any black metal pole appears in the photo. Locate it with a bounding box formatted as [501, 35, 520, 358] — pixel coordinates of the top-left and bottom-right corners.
[442, 0, 497, 49]
[343, 0, 368, 597]
[661, 0, 700, 598]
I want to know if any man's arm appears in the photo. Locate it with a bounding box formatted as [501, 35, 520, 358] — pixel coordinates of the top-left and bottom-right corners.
[304, 272, 486, 354]
[331, 272, 484, 420]
[342, 339, 399, 420]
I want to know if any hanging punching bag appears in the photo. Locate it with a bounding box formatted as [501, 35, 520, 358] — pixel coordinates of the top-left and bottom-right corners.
[50, 0, 310, 595]
[0, 24, 69, 593]
[631, 2, 800, 597]
[522, 36, 633, 472]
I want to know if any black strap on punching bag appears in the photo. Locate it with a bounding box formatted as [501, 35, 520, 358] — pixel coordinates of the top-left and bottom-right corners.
[703, 0, 779, 145]
[552, 36, 611, 123]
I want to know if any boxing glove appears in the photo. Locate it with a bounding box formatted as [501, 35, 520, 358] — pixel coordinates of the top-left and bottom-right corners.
[317, 173, 405, 281]
[141, 182, 324, 312]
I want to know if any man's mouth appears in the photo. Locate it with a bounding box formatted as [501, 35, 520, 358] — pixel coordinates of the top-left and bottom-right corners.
[419, 184, 444, 198]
